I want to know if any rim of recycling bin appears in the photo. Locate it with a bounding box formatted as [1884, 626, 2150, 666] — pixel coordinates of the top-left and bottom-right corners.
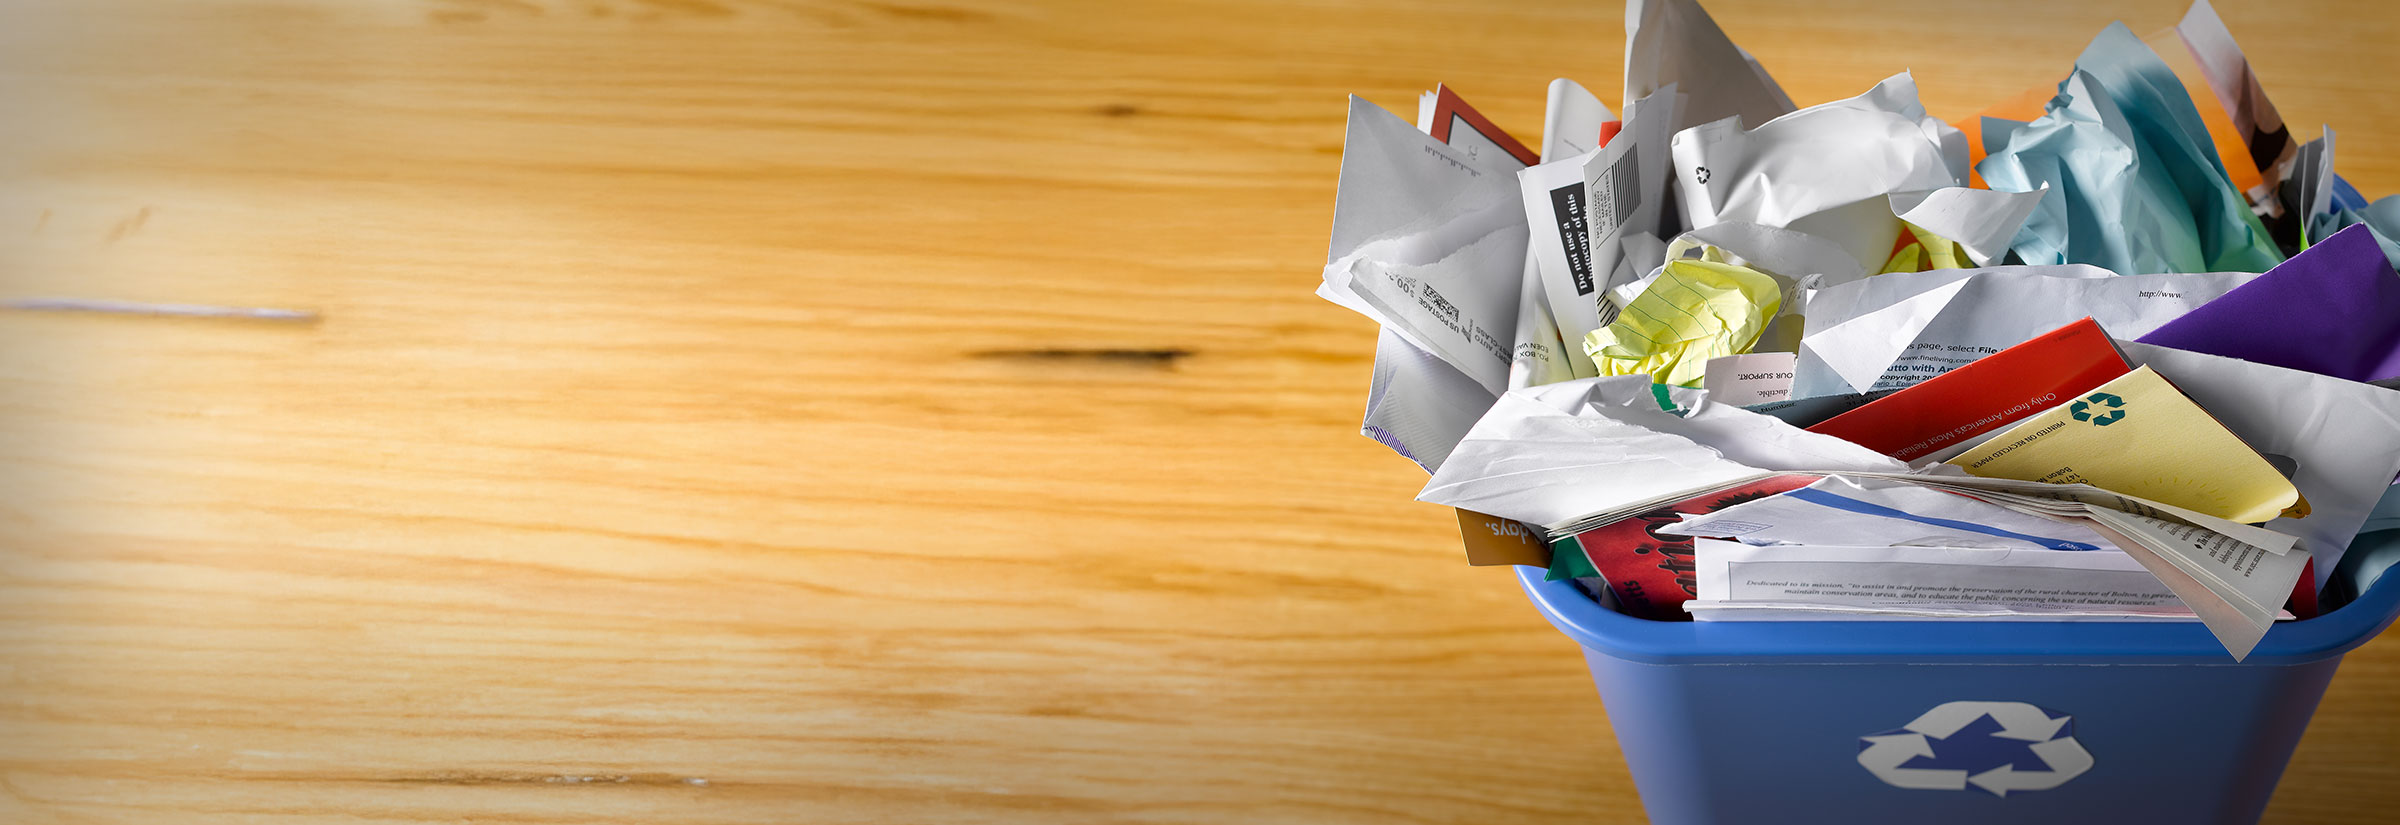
[1516, 562, 2400, 667]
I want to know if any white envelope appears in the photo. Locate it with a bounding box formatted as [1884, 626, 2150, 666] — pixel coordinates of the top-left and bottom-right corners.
[1416, 377, 1904, 528]
[1320, 96, 1529, 396]
[1791, 266, 2260, 397]
[1418, 390, 1768, 529]
[1525, 87, 1686, 358]
[1543, 78, 1615, 161]
[1508, 78, 1618, 388]
[1519, 149, 1609, 373]
[1362, 328, 1494, 473]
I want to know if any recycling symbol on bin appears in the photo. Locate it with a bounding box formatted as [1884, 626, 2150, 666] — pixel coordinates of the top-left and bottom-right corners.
[1857, 701, 2093, 797]
[2069, 392, 2126, 426]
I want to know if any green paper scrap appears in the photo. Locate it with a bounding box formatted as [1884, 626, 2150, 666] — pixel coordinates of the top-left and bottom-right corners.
[1546, 536, 1599, 582]
[1584, 258, 1781, 388]
[1979, 22, 2282, 275]
[1650, 382, 1678, 412]
[2323, 197, 2400, 271]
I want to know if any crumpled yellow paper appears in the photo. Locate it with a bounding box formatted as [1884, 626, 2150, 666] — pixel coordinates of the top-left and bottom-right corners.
[1880, 220, 1970, 273]
[1583, 256, 1782, 387]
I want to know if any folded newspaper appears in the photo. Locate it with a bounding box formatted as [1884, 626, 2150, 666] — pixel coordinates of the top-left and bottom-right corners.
[1316, 0, 2400, 660]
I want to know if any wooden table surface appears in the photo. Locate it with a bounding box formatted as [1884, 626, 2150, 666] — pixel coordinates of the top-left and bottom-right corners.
[4, 0, 2398, 821]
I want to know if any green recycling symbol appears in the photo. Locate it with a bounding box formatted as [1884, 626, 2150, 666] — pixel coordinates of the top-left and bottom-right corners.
[2069, 392, 2125, 426]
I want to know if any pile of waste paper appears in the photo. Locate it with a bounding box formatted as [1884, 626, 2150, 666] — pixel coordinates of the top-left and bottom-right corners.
[1316, 0, 2400, 660]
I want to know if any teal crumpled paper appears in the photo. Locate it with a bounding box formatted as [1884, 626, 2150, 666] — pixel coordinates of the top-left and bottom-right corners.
[1978, 22, 2283, 274]
[2306, 168, 2400, 271]
[2319, 194, 2400, 270]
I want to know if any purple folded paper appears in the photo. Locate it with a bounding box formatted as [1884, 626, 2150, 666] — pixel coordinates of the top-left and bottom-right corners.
[2137, 224, 2400, 383]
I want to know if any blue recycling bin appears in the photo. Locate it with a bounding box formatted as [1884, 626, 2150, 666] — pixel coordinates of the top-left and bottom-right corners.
[1517, 529, 2400, 825]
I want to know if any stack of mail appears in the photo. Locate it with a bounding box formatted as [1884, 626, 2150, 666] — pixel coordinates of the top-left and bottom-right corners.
[1317, 0, 2400, 660]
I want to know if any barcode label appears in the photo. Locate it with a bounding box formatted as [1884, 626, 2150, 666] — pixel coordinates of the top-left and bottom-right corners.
[1589, 143, 1639, 238]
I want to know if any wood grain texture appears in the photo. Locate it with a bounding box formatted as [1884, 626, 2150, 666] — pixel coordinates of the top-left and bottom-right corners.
[1, 0, 2397, 821]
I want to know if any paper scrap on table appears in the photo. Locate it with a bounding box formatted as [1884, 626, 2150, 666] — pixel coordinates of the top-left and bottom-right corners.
[1585, 257, 1780, 386]
[2136, 224, 2400, 384]
[1946, 365, 2301, 524]
[1979, 23, 2282, 275]
[1664, 475, 2115, 551]
[1702, 352, 1794, 405]
[1791, 265, 2256, 398]
[1692, 540, 2188, 616]
[2121, 341, 2400, 589]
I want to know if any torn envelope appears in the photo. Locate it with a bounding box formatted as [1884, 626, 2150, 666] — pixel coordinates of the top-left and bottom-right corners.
[1419, 377, 1902, 529]
[1362, 328, 1494, 473]
[1321, 95, 1530, 397]
[1791, 265, 2257, 397]
[1418, 390, 1770, 530]
[1525, 86, 1684, 361]
[1349, 89, 1544, 470]
[1510, 78, 1619, 388]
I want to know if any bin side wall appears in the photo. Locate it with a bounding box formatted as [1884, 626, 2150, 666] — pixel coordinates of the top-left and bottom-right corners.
[1582, 649, 2344, 825]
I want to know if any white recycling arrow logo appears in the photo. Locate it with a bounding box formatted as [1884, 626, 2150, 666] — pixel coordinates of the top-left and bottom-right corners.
[1856, 701, 2092, 797]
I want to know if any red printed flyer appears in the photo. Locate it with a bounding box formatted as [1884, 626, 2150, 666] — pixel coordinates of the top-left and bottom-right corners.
[1554, 474, 1821, 621]
[1806, 317, 2131, 462]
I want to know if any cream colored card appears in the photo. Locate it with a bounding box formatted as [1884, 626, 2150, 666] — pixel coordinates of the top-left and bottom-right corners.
[1946, 366, 2299, 523]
